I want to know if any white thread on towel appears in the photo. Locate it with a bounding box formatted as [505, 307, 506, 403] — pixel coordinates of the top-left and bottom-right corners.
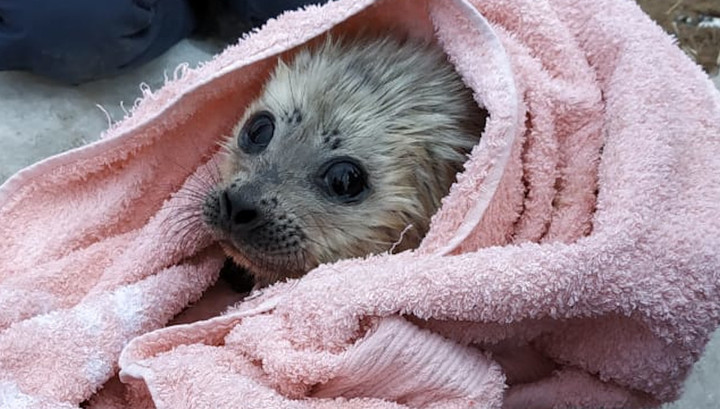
[173, 63, 190, 82]
[129, 82, 157, 113]
[139, 82, 157, 102]
[95, 104, 113, 132]
[120, 101, 130, 118]
[245, 290, 264, 301]
[132, 97, 144, 111]
[139, 82, 152, 96]
[390, 224, 414, 254]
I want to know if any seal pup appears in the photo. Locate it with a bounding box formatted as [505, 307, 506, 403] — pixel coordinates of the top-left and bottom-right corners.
[203, 35, 487, 287]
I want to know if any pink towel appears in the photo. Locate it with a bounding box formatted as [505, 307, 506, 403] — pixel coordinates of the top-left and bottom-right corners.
[2, 0, 719, 408]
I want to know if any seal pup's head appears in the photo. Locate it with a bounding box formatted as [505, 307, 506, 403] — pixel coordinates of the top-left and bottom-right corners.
[203, 36, 487, 286]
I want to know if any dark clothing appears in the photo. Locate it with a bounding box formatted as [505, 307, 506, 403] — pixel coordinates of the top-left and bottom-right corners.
[0, 0, 195, 83]
[0, 0, 323, 84]
[226, 0, 325, 29]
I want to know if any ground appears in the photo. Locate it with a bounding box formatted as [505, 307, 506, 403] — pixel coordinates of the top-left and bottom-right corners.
[0, 2, 718, 408]
[637, 0, 720, 75]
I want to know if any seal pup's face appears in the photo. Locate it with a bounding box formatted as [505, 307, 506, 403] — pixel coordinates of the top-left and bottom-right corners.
[203, 36, 486, 286]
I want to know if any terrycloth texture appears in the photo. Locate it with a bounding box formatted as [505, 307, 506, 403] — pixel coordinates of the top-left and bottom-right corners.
[1, 0, 719, 408]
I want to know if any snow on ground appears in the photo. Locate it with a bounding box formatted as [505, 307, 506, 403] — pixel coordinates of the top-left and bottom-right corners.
[0, 39, 217, 182]
[0, 38, 719, 408]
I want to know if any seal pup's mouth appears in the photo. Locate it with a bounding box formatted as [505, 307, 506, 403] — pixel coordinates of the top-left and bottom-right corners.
[219, 241, 314, 288]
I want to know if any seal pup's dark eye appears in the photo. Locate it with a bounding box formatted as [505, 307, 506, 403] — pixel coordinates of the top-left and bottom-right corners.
[239, 111, 275, 154]
[322, 159, 369, 204]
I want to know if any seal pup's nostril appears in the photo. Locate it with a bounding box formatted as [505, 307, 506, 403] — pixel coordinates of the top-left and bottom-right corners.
[233, 209, 258, 225]
[221, 188, 261, 231]
[219, 190, 233, 224]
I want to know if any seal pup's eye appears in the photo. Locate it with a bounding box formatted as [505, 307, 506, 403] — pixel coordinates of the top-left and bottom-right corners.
[239, 111, 275, 154]
[321, 159, 369, 204]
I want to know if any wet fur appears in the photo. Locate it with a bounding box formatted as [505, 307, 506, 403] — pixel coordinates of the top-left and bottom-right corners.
[204, 36, 486, 286]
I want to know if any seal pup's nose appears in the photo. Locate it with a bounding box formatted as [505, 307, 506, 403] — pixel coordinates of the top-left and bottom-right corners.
[219, 188, 262, 233]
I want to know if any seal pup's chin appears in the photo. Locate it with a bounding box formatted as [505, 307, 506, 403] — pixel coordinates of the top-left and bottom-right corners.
[219, 241, 316, 287]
